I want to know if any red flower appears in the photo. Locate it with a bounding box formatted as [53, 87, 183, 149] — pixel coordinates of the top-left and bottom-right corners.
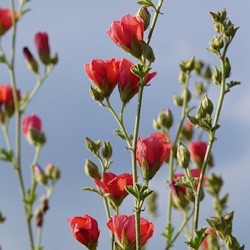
[0, 84, 20, 119]
[84, 58, 119, 97]
[94, 172, 133, 207]
[189, 140, 207, 167]
[136, 132, 171, 181]
[68, 215, 99, 250]
[22, 114, 45, 146]
[107, 14, 144, 57]
[107, 215, 154, 248]
[35, 32, 51, 65]
[117, 58, 157, 103]
[0, 8, 18, 36]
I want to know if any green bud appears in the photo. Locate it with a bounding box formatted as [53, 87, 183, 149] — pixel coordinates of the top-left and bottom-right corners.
[206, 173, 223, 196]
[84, 159, 101, 180]
[45, 163, 60, 181]
[136, 7, 151, 31]
[201, 94, 214, 116]
[212, 66, 222, 85]
[177, 142, 190, 169]
[102, 141, 113, 159]
[142, 41, 155, 63]
[34, 165, 47, 185]
[209, 35, 224, 53]
[196, 103, 206, 120]
[89, 86, 105, 103]
[157, 108, 174, 129]
[173, 93, 183, 106]
[195, 82, 204, 97]
[152, 118, 161, 130]
[86, 137, 101, 155]
[181, 88, 192, 103]
[203, 65, 212, 80]
[180, 56, 195, 73]
[224, 57, 231, 78]
[178, 71, 187, 85]
[194, 60, 204, 75]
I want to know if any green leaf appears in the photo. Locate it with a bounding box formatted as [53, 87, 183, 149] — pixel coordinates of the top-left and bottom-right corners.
[0, 148, 14, 162]
[137, 0, 155, 9]
[162, 223, 174, 240]
[113, 129, 126, 140]
[185, 227, 208, 250]
[82, 187, 99, 194]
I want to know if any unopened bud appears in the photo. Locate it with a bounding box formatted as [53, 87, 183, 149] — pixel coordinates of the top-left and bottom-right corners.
[196, 103, 206, 120]
[157, 108, 174, 129]
[224, 57, 231, 78]
[212, 66, 222, 85]
[34, 207, 43, 227]
[142, 41, 155, 63]
[195, 82, 204, 97]
[23, 47, 39, 74]
[89, 86, 104, 103]
[136, 7, 151, 31]
[177, 142, 190, 169]
[194, 60, 204, 75]
[86, 137, 101, 155]
[181, 89, 191, 103]
[39, 196, 49, 213]
[85, 159, 101, 180]
[34, 165, 47, 185]
[178, 71, 187, 85]
[179, 121, 193, 141]
[173, 93, 183, 107]
[202, 95, 214, 116]
[102, 141, 113, 159]
[180, 56, 195, 73]
[45, 163, 60, 181]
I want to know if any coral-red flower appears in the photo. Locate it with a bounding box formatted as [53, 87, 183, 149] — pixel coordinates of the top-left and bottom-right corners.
[107, 215, 154, 248]
[68, 215, 99, 250]
[136, 132, 171, 181]
[189, 140, 207, 167]
[94, 172, 133, 207]
[118, 58, 157, 103]
[0, 8, 18, 36]
[107, 14, 144, 57]
[84, 58, 119, 97]
[35, 32, 51, 65]
[0, 84, 20, 119]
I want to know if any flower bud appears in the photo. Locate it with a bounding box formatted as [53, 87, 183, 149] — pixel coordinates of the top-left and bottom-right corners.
[179, 121, 193, 141]
[142, 41, 155, 63]
[101, 141, 113, 160]
[212, 66, 222, 85]
[177, 142, 190, 169]
[201, 94, 213, 116]
[181, 88, 191, 103]
[224, 57, 231, 79]
[196, 103, 206, 120]
[34, 164, 47, 185]
[178, 71, 187, 85]
[156, 108, 174, 130]
[85, 159, 101, 180]
[89, 86, 105, 103]
[136, 7, 151, 31]
[173, 93, 183, 107]
[86, 137, 101, 155]
[34, 206, 43, 227]
[39, 195, 49, 213]
[194, 60, 204, 75]
[45, 162, 60, 181]
[180, 56, 195, 73]
[195, 82, 204, 97]
[23, 47, 39, 74]
[209, 35, 224, 54]
[35, 32, 51, 65]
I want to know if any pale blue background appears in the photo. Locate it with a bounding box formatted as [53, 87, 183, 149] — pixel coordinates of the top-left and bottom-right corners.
[0, 0, 250, 249]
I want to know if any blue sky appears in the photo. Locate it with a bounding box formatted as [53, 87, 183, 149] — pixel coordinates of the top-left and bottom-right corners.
[0, 0, 250, 249]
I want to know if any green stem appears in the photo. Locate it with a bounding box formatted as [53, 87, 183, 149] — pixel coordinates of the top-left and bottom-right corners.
[166, 209, 194, 250]
[132, 83, 145, 250]
[166, 71, 190, 248]
[193, 47, 228, 230]
[20, 66, 54, 112]
[9, 1, 35, 249]
[106, 98, 132, 149]
[146, 0, 165, 45]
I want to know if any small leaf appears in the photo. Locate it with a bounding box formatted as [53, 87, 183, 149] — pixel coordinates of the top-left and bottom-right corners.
[162, 223, 174, 240]
[82, 187, 99, 194]
[0, 148, 14, 162]
[185, 227, 208, 250]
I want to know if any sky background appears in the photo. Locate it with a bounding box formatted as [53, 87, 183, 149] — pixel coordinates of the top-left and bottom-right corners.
[0, 0, 250, 249]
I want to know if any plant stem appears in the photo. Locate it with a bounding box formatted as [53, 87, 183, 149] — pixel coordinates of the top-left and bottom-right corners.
[132, 82, 145, 250]
[166, 71, 190, 248]
[193, 46, 228, 230]
[146, 0, 165, 45]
